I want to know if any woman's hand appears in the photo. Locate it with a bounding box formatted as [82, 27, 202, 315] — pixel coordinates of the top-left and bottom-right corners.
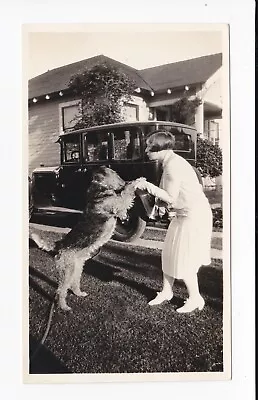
[134, 178, 148, 190]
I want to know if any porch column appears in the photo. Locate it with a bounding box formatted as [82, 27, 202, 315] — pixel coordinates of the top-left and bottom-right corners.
[195, 99, 204, 135]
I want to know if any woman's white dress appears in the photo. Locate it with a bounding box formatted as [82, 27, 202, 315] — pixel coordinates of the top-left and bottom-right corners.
[144, 150, 212, 279]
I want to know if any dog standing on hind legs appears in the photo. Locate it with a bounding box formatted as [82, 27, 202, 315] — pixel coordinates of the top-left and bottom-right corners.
[31, 166, 145, 311]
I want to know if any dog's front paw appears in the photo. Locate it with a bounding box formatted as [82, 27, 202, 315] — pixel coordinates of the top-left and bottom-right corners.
[61, 304, 72, 312]
[73, 290, 88, 297]
[118, 212, 128, 221]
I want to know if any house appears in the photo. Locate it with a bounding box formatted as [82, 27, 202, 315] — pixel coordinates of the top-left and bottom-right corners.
[28, 53, 223, 175]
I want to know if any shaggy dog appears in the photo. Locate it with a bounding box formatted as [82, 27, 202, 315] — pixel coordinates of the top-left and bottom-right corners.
[31, 166, 140, 311]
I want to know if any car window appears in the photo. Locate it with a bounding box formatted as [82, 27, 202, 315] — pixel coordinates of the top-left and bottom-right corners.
[63, 136, 80, 162]
[173, 133, 192, 151]
[84, 131, 109, 162]
[145, 125, 193, 152]
[110, 128, 142, 160]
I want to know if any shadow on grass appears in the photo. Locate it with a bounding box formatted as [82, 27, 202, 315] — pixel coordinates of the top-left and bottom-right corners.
[29, 266, 58, 289]
[83, 258, 223, 309]
[84, 257, 223, 310]
[105, 243, 161, 270]
[29, 237, 38, 248]
[84, 259, 157, 302]
[29, 335, 70, 374]
[29, 276, 55, 302]
[198, 266, 223, 300]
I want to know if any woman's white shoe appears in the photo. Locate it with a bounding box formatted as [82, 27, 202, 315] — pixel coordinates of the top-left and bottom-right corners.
[148, 291, 173, 306]
[176, 296, 205, 313]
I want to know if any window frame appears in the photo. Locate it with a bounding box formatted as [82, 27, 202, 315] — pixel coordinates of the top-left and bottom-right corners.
[59, 99, 82, 134]
[61, 133, 82, 165]
[83, 131, 112, 164]
[109, 127, 143, 162]
[123, 102, 140, 122]
[151, 125, 193, 154]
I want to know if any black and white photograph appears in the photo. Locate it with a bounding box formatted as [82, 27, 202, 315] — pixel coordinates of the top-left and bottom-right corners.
[25, 23, 231, 382]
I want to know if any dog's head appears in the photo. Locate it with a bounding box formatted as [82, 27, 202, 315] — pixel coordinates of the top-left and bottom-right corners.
[91, 166, 126, 191]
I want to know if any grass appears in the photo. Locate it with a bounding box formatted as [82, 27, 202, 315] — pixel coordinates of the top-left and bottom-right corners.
[29, 235, 223, 375]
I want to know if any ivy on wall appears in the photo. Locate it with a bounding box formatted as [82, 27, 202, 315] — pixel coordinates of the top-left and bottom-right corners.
[68, 62, 136, 128]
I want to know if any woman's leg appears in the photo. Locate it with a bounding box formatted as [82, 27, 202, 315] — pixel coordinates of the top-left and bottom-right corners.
[176, 272, 204, 313]
[148, 217, 176, 306]
[148, 273, 174, 306]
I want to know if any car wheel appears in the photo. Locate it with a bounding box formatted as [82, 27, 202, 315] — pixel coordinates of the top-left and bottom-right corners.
[113, 206, 146, 243]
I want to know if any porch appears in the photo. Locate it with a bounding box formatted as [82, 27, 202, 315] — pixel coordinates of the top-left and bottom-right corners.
[149, 100, 222, 142]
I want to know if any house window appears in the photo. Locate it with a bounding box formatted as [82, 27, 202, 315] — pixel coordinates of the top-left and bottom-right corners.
[204, 120, 220, 143]
[123, 103, 139, 121]
[203, 120, 210, 139]
[59, 100, 82, 133]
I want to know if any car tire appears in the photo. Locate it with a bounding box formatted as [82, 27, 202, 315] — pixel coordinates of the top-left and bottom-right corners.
[113, 207, 146, 243]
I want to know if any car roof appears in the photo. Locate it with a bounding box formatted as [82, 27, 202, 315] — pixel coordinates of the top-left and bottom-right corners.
[59, 120, 197, 138]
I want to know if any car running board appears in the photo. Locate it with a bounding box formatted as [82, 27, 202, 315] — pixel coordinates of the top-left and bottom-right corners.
[35, 206, 83, 215]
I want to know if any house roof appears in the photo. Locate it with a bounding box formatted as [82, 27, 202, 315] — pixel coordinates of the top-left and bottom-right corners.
[28, 53, 222, 100]
[140, 53, 222, 92]
[28, 54, 153, 100]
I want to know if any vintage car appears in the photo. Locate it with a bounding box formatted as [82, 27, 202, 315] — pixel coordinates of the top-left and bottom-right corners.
[29, 121, 201, 242]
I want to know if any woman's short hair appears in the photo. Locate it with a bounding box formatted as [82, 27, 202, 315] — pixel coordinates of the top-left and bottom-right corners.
[146, 130, 175, 152]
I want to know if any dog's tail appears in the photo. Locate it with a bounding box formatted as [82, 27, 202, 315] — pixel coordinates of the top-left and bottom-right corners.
[31, 232, 59, 256]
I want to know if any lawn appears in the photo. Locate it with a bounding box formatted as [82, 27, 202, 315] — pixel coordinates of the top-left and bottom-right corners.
[29, 234, 223, 375]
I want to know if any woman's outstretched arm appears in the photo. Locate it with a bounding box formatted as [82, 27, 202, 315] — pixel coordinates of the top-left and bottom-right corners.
[136, 160, 180, 206]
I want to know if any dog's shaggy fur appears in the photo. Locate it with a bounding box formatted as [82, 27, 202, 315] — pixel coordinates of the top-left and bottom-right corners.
[31, 166, 137, 311]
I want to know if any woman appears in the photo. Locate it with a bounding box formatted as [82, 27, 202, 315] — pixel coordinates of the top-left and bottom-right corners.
[136, 130, 212, 313]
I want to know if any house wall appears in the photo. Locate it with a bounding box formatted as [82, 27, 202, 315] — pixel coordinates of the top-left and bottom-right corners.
[133, 95, 150, 120]
[29, 99, 60, 176]
[122, 95, 150, 121]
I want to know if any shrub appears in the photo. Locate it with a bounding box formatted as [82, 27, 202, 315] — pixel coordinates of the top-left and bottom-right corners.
[196, 137, 223, 178]
[212, 207, 223, 229]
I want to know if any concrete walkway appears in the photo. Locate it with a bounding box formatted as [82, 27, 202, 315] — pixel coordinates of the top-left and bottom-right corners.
[29, 223, 223, 259]
[110, 238, 222, 259]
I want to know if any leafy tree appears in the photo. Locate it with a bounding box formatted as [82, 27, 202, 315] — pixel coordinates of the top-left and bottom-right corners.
[196, 136, 222, 178]
[170, 95, 202, 125]
[68, 62, 137, 128]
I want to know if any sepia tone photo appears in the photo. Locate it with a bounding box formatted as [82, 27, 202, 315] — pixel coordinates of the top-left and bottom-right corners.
[24, 23, 231, 383]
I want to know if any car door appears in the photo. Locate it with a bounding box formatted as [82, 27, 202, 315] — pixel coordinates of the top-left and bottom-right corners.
[107, 126, 161, 185]
[108, 126, 145, 181]
[57, 133, 91, 210]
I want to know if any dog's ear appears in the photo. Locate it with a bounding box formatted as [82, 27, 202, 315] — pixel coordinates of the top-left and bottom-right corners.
[97, 165, 106, 171]
[91, 166, 106, 182]
[94, 166, 108, 175]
